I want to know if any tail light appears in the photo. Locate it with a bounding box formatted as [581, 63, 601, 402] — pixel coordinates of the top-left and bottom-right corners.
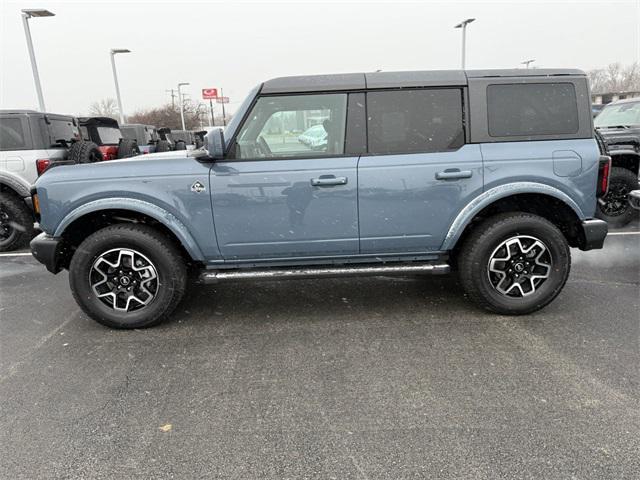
[98, 146, 119, 160]
[36, 158, 51, 176]
[597, 155, 611, 197]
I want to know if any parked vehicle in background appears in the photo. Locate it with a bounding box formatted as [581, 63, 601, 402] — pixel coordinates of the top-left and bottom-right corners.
[629, 190, 640, 209]
[30, 68, 609, 328]
[170, 130, 194, 150]
[0, 110, 99, 251]
[156, 127, 174, 152]
[121, 124, 158, 154]
[79, 117, 140, 160]
[194, 130, 207, 149]
[298, 124, 328, 150]
[594, 97, 640, 226]
[592, 104, 605, 118]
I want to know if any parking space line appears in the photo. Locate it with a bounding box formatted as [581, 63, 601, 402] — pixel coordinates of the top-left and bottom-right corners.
[608, 231, 640, 236]
[0, 252, 32, 257]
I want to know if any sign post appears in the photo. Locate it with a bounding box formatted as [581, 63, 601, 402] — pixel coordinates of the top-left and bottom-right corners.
[202, 88, 219, 126]
[216, 89, 229, 126]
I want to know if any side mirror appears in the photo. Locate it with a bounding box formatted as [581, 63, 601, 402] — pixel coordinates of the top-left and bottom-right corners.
[204, 127, 225, 159]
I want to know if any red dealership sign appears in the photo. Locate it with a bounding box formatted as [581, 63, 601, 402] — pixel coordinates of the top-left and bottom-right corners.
[202, 88, 218, 100]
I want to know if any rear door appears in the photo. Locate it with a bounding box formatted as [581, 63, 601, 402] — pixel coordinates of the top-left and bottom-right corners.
[0, 115, 35, 185]
[211, 92, 362, 260]
[357, 88, 484, 253]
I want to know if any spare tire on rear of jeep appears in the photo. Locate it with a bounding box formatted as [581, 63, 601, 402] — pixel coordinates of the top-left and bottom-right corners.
[117, 138, 141, 159]
[155, 139, 170, 152]
[68, 141, 103, 164]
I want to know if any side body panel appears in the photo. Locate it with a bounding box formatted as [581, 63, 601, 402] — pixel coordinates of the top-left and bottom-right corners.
[357, 144, 483, 253]
[36, 156, 220, 261]
[210, 157, 359, 259]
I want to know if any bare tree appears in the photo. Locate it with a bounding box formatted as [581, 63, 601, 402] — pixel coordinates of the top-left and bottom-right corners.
[89, 98, 119, 119]
[588, 62, 640, 93]
[128, 100, 222, 130]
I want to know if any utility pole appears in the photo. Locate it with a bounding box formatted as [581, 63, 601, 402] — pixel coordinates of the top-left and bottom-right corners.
[166, 89, 177, 108]
[521, 59, 536, 69]
[110, 49, 131, 125]
[454, 18, 475, 69]
[21, 9, 55, 112]
[177, 82, 189, 130]
[209, 99, 215, 126]
[220, 88, 227, 126]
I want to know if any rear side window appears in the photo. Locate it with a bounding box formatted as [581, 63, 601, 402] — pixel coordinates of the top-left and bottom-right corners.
[0, 118, 27, 151]
[367, 89, 464, 155]
[487, 83, 579, 137]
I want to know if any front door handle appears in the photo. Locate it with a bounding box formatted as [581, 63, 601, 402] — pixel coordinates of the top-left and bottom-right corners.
[310, 176, 348, 187]
[435, 169, 473, 180]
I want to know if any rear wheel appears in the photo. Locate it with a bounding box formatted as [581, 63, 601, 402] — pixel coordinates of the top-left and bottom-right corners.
[458, 212, 570, 315]
[596, 167, 638, 227]
[0, 191, 34, 252]
[69, 224, 187, 328]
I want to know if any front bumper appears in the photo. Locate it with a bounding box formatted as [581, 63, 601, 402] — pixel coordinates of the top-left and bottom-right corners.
[629, 190, 640, 210]
[30, 233, 65, 274]
[578, 219, 608, 251]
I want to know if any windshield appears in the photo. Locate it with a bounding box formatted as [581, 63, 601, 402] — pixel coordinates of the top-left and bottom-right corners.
[97, 126, 123, 145]
[594, 100, 640, 127]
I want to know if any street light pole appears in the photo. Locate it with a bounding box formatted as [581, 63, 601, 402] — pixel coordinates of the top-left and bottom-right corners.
[454, 18, 475, 70]
[21, 9, 55, 112]
[178, 82, 189, 130]
[110, 49, 130, 125]
[521, 59, 536, 69]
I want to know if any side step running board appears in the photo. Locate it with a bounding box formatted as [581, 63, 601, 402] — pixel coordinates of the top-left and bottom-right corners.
[200, 262, 450, 284]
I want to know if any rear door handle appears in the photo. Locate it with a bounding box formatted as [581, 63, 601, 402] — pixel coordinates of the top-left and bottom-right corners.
[310, 176, 348, 187]
[435, 169, 473, 180]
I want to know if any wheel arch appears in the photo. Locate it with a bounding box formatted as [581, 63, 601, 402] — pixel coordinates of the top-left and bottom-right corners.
[0, 173, 31, 200]
[55, 198, 205, 263]
[443, 183, 585, 251]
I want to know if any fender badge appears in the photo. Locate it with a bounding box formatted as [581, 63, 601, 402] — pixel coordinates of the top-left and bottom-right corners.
[191, 181, 206, 193]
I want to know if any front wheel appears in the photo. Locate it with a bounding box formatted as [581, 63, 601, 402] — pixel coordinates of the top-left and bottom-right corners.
[457, 212, 571, 315]
[69, 224, 187, 328]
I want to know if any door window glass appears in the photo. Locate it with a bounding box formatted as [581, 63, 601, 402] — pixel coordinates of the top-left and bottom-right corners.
[367, 89, 464, 155]
[48, 118, 81, 147]
[0, 118, 27, 151]
[236, 94, 347, 159]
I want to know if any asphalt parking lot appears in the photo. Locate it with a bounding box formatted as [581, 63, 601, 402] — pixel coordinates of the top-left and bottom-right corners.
[1, 221, 638, 479]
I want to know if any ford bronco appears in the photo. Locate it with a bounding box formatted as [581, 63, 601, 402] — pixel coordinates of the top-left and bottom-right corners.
[30, 69, 610, 328]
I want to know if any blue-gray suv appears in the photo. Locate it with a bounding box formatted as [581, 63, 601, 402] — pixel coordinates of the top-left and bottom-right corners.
[30, 69, 611, 328]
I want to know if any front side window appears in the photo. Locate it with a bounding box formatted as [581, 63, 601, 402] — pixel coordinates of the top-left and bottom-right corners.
[235, 93, 347, 159]
[487, 83, 579, 137]
[97, 127, 123, 145]
[594, 100, 640, 128]
[0, 118, 27, 151]
[367, 89, 465, 155]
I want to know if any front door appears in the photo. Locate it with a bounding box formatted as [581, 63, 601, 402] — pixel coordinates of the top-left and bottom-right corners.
[211, 92, 359, 260]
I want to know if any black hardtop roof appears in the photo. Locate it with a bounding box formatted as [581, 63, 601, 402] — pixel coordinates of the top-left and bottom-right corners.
[261, 68, 586, 94]
[122, 123, 156, 129]
[0, 109, 76, 119]
[78, 116, 120, 128]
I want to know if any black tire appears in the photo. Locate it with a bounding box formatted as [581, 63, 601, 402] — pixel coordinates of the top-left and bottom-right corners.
[69, 224, 187, 329]
[595, 167, 638, 227]
[117, 138, 141, 159]
[458, 212, 571, 315]
[68, 141, 103, 164]
[174, 140, 187, 151]
[0, 191, 34, 252]
[155, 139, 170, 152]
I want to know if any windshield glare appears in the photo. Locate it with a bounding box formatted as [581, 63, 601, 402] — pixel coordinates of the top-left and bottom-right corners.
[594, 100, 640, 127]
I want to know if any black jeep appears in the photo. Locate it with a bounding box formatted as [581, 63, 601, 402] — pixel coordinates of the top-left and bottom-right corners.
[594, 97, 640, 226]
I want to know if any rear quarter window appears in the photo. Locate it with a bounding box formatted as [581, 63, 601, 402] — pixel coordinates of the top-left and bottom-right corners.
[487, 83, 579, 137]
[48, 118, 81, 147]
[0, 118, 27, 151]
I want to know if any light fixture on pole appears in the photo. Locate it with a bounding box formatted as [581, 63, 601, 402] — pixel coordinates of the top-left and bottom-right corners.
[454, 18, 475, 70]
[21, 9, 55, 112]
[110, 49, 131, 125]
[521, 59, 536, 69]
[177, 82, 190, 130]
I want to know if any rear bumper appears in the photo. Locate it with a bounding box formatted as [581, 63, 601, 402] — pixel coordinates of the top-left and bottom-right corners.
[30, 233, 65, 274]
[578, 219, 608, 251]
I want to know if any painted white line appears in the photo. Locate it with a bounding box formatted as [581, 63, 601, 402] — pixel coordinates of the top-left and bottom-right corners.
[608, 231, 640, 236]
[0, 252, 32, 257]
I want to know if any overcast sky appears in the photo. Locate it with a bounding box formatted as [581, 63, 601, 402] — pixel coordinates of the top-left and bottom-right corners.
[1, 0, 639, 118]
